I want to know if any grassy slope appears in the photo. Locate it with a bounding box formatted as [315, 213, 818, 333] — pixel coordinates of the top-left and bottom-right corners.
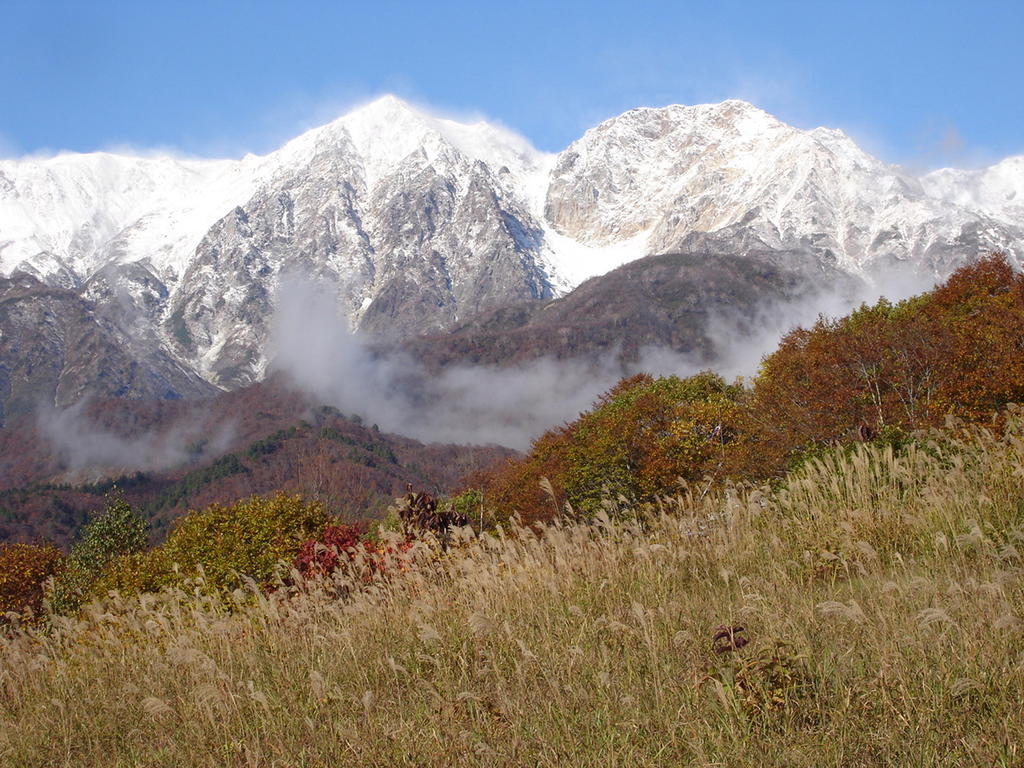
[2, 417, 1024, 766]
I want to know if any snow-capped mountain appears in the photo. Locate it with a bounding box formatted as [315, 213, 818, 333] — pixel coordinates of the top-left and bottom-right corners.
[545, 100, 1023, 275]
[1, 95, 1022, 400]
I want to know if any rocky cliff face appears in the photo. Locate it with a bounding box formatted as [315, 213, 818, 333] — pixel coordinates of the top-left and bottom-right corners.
[0, 274, 214, 426]
[162, 100, 555, 387]
[2, 96, 1023, 403]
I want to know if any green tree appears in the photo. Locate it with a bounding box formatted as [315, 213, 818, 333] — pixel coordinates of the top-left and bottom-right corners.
[48, 492, 148, 615]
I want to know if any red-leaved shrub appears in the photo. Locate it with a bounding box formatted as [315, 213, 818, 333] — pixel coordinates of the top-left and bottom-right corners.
[294, 522, 417, 584]
[294, 523, 368, 578]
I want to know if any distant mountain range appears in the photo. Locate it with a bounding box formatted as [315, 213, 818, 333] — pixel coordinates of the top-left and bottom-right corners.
[2, 96, 1022, 422]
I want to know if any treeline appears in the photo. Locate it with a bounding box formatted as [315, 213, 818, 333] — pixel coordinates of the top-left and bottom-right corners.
[464, 254, 1024, 525]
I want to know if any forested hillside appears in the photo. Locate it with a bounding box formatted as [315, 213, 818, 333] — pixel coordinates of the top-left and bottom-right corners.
[0, 378, 510, 547]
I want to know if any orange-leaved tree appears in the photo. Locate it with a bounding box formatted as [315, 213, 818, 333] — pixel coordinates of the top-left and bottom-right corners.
[925, 254, 1024, 420]
[0, 542, 65, 620]
[743, 254, 1024, 475]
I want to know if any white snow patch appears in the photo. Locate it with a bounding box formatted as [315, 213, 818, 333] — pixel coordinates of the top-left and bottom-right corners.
[541, 227, 654, 290]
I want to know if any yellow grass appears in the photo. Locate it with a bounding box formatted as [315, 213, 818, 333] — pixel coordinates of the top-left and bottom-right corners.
[2, 415, 1024, 766]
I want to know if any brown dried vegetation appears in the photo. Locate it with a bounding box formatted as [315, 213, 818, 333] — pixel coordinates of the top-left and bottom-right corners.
[2, 413, 1024, 765]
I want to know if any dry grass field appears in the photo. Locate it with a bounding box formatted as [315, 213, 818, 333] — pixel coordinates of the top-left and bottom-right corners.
[2, 415, 1024, 766]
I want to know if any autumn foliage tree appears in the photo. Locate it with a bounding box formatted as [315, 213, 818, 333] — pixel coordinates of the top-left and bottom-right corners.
[0, 542, 64, 620]
[742, 254, 1024, 474]
[927, 255, 1024, 418]
[475, 372, 746, 525]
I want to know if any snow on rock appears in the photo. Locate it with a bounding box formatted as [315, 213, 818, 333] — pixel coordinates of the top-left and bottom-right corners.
[545, 99, 1022, 276]
[1, 95, 1023, 390]
[0, 153, 264, 284]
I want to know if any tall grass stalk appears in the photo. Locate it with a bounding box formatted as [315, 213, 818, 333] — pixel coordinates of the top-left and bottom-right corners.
[2, 418, 1024, 766]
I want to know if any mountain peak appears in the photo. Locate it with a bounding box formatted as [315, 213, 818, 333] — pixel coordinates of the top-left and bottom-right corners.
[334, 96, 549, 192]
[343, 94, 424, 126]
[579, 99, 785, 148]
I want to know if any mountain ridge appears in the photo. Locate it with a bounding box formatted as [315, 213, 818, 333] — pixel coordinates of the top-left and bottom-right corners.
[2, 95, 1023, 400]
[6, 96, 1022, 291]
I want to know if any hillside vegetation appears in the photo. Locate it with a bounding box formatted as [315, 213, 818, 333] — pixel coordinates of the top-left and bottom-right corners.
[470, 255, 1024, 525]
[2, 412, 1023, 765]
[1, 255, 1024, 765]
[0, 384, 510, 547]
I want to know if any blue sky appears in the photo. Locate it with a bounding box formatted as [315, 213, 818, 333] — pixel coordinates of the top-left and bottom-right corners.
[1, 0, 1021, 169]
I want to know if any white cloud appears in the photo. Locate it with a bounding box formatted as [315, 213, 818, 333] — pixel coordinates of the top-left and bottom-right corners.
[38, 400, 235, 479]
[268, 265, 940, 451]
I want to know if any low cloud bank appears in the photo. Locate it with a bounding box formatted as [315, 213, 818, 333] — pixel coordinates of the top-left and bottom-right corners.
[38, 401, 233, 479]
[270, 267, 936, 451]
[270, 281, 644, 449]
